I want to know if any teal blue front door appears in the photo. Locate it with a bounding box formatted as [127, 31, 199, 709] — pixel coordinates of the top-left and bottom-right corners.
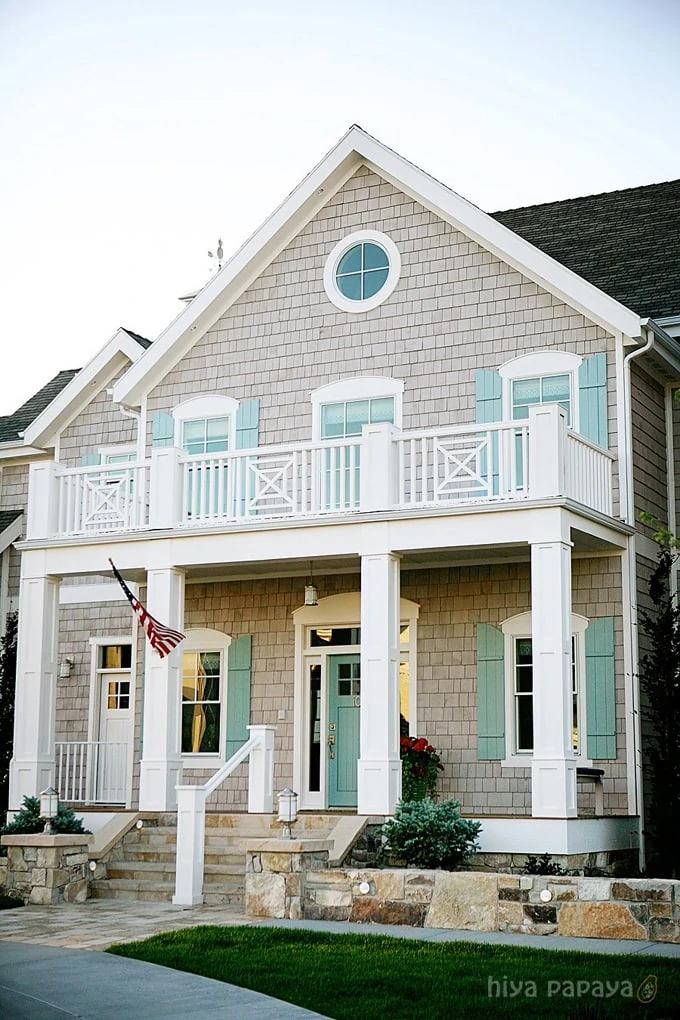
[328, 655, 360, 807]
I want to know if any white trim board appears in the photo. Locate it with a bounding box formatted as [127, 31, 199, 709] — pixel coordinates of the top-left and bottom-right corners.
[60, 582, 137, 605]
[477, 816, 639, 855]
[113, 126, 642, 409]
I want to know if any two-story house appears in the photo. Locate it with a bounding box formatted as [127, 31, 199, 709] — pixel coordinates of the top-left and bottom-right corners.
[7, 127, 680, 878]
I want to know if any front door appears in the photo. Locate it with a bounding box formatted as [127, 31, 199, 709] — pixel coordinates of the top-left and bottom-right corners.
[328, 654, 360, 807]
[97, 674, 131, 802]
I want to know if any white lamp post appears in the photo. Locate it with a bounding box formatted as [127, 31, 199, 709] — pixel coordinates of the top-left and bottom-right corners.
[39, 786, 59, 834]
[278, 788, 298, 840]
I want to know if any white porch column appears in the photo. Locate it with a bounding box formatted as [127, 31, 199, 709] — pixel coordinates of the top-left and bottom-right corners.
[139, 567, 185, 811]
[530, 538, 577, 818]
[358, 552, 401, 815]
[8, 567, 60, 809]
[149, 447, 184, 530]
[360, 423, 398, 511]
[173, 784, 206, 906]
[528, 404, 567, 499]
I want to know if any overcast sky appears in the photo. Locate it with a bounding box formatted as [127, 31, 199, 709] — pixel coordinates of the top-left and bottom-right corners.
[1, 0, 678, 416]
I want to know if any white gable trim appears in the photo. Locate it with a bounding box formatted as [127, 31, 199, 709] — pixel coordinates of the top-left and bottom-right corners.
[0, 513, 23, 556]
[113, 127, 643, 408]
[24, 328, 144, 450]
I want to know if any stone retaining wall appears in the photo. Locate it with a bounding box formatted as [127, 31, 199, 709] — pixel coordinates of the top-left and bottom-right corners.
[0, 835, 90, 904]
[244, 841, 680, 943]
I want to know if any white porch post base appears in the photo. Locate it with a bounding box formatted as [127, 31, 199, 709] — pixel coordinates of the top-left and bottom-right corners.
[357, 758, 401, 816]
[246, 725, 275, 813]
[173, 785, 206, 906]
[139, 759, 183, 813]
[8, 759, 55, 811]
[531, 758, 577, 818]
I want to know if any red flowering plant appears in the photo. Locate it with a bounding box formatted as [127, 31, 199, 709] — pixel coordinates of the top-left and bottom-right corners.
[400, 735, 444, 802]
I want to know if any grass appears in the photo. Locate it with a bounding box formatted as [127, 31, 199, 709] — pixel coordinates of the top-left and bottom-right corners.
[108, 925, 680, 1019]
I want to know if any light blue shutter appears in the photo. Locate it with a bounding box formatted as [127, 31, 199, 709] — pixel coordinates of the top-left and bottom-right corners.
[585, 617, 616, 759]
[236, 399, 260, 450]
[578, 353, 608, 448]
[81, 453, 100, 466]
[152, 410, 175, 448]
[475, 369, 502, 496]
[477, 623, 506, 760]
[226, 636, 252, 759]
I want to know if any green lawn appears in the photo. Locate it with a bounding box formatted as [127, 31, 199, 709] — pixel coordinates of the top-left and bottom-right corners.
[108, 925, 680, 1019]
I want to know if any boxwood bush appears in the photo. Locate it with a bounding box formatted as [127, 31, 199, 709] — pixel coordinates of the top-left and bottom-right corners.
[382, 798, 481, 870]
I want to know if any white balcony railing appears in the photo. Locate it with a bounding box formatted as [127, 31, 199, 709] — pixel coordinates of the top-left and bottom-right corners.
[55, 740, 128, 804]
[55, 462, 149, 535]
[28, 406, 616, 540]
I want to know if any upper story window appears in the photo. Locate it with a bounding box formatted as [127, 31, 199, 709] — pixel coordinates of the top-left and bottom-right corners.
[511, 374, 571, 425]
[321, 397, 395, 439]
[173, 396, 239, 454]
[323, 231, 401, 313]
[311, 377, 404, 441]
[500, 352, 582, 429]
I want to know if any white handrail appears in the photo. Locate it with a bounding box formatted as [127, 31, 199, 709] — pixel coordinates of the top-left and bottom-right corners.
[173, 725, 275, 907]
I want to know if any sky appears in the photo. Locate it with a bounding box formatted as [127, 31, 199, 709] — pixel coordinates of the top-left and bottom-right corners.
[0, 0, 678, 416]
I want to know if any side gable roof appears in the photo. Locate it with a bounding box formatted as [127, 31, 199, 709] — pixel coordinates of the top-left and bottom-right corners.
[113, 126, 643, 408]
[23, 327, 148, 450]
[493, 180, 680, 321]
[0, 370, 79, 445]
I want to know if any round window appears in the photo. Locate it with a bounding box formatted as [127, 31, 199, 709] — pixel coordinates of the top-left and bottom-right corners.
[324, 230, 401, 313]
[336, 242, 390, 301]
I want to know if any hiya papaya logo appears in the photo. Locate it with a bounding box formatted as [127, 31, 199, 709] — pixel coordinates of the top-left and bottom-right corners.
[637, 974, 657, 1004]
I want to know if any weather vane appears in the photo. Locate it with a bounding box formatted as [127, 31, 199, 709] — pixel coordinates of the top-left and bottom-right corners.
[208, 239, 224, 272]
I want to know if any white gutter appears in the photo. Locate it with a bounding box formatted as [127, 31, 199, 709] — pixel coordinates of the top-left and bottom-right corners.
[621, 325, 655, 871]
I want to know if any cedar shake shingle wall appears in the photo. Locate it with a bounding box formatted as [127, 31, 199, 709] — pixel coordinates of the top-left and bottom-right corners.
[59, 369, 136, 468]
[179, 559, 626, 816]
[631, 364, 667, 526]
[145, 167, 620, 514]
[0, 464, 29, 603]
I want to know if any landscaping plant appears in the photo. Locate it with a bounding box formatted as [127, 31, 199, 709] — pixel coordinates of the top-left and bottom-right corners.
[523, 852, 566, 876]
[382, 797, 481, 870]
[0, 795, 90, 840]
[400, 735, 444, 801]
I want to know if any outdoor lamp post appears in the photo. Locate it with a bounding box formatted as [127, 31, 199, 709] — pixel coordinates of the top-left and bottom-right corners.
[39, 787, 59, 834]
[278, 788, 298, 839]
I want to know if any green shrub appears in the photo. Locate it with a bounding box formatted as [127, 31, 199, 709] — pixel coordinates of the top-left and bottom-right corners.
[382, 798, 481, 870]
[1, 795, 90, 839]
[523, 852, 566, 876]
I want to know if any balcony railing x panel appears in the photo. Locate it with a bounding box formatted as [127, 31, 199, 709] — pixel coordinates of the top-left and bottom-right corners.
[180, 438, 362, 524]
[56, 462, 149, 535]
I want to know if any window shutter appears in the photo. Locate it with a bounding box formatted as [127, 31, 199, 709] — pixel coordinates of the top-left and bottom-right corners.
[226, 635, 252, 759]
[81, 453, 100, 466]
[475, 370, 502, 497]
[477, 623, 505, 760]
[585, 617, 616, 759]
[236, 399, 260, 450]
[578, 353, 608, 448]
[152, 410, 175, 448]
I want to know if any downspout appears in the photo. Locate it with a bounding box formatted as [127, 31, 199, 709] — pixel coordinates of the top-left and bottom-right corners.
[117, 402, 143, 460]
[622, 325, 655, 871]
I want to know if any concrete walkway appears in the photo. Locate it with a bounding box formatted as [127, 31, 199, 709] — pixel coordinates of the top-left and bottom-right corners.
[0, 899, 678, 1019]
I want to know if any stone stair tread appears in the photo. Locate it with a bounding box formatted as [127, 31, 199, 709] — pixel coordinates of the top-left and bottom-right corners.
[92, 877, 175, 891]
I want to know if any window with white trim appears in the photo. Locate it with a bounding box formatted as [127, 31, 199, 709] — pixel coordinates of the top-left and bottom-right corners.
[311, 377, 404, 441]
[500, 351, 582, 428]
[323, 231, 401, 313]
[173, 395, 239, 452]
[501, 612, 588, 765]
[181, 629, 231, 762]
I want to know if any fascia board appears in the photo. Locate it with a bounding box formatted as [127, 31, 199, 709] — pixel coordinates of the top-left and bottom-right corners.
[0, 444, 48, 461]
[0, 513, 23, 555]
[24, 328, 143, 449]
[355, 136, 643, 340]
[114, 132, 367, 407]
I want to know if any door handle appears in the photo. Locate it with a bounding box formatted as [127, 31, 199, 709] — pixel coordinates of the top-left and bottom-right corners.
[328, 734, 335, 746]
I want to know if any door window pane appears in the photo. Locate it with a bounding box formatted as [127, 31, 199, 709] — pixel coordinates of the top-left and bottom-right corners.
[308, 664, 321, 792]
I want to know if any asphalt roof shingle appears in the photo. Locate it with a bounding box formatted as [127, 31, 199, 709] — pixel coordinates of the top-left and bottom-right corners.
[0, 369, 80, 444]
[492, 179, 680, 321]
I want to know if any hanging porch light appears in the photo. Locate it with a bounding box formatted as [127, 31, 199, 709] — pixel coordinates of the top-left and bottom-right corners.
[304, 560, 318, 606]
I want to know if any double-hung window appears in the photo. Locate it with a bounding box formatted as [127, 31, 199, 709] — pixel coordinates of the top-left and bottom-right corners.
[174, 398, 237, 519]
[182, 649, 222, 754]
[511, 634, 579, 754]
[511, 374, 572, 424]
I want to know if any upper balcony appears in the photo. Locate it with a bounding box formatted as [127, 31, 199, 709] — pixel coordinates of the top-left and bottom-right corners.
[26, 405, 615, 543]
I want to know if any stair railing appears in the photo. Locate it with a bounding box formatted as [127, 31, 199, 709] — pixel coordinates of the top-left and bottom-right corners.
[173, 724, 275, 906]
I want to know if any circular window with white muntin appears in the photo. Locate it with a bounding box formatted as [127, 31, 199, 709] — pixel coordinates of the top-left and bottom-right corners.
[324, 230, 401, 313]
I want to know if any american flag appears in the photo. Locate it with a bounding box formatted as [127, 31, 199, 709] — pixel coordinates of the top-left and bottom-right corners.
[108, 558, 185, 659]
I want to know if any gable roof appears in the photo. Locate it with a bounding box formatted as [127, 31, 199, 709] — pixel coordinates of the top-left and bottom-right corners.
[122, 328, 152, 349]
[493, 180, 680, 321]
[0, 370, 79, 445]
[113, 126, 644, 408]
